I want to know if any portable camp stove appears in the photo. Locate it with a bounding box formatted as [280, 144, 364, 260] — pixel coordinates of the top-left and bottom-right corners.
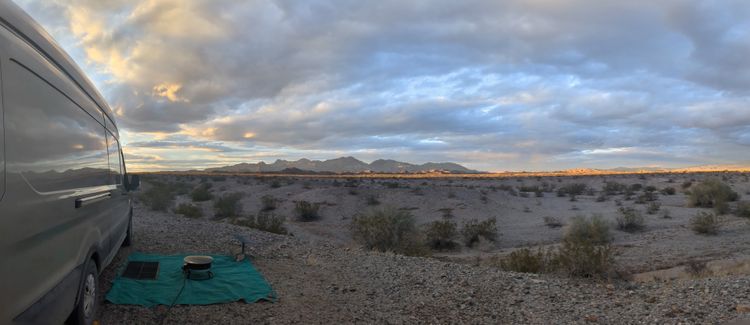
[182, 255, 214, 280]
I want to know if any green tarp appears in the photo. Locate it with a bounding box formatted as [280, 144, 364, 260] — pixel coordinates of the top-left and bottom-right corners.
[105, 253, 275, 307]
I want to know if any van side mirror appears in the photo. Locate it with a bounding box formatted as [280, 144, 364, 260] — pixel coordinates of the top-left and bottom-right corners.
[125, 174, 140, 191]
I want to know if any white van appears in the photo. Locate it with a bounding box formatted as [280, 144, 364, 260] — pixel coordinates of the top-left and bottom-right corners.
[0, 2, 137, 324]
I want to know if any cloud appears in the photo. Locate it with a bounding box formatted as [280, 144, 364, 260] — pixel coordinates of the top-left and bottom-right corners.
[14, 0, 750, 171]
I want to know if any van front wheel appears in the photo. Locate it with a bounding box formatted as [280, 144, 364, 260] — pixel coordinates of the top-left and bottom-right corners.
[68, 259, 99, 325]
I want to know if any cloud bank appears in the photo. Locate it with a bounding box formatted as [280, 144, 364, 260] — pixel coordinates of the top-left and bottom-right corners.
[15, 0, 750, 171]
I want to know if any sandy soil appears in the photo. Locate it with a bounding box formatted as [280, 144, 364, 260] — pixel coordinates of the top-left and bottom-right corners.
[162, 172, 750, 274]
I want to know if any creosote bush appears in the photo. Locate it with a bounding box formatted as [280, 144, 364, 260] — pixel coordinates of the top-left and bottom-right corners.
[501, 215, 613, 278]
[690, 211, 720, 235]
[616, 207, 645, 232]
[461, 217, 498, 247]
[295, 201, 321, 221]
[260, 195, 278, 211]
[233, 213, 287, 235]
[214, 192, 243, 219]
[139, 181, 189, 211]
[424, 220, 458, 250]
[174, 203, 202, 218]
[500, 247, 553, 273]
[736, 202, 750, 219]
[350, 207, 428, 256]
[566, 215, 610, 245]
[688, 179, 739, 215]
[191, 184, 213, 202]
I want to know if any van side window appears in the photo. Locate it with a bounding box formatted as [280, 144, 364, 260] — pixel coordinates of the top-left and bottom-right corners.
[4, 60, 109, 192]
[107, 131, 122, 185]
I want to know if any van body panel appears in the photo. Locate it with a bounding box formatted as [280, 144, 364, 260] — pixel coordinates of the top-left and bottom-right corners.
[0, 3, 131, 323]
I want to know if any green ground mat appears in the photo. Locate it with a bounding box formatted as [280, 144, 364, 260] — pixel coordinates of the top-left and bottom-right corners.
[105, 252, 275, 307]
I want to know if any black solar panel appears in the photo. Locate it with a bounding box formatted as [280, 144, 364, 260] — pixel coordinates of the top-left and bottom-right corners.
[122, 261, 160, 280]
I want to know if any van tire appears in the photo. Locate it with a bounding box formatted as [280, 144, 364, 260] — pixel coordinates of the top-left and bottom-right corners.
[122, 208, 133, 247]
[67, 259, 98, 325]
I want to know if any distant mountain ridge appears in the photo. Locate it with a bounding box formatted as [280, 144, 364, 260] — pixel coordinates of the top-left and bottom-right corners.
[205, 156, 479, 174]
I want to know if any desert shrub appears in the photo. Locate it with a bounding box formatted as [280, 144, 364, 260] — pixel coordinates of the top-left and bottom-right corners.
[139, 181, 178, 211]
[270, 179, 282, 188]
[555, 238, 614, 278]
[350, 207, 428, 256]
[690, 211, 720, 235]
[543, 216, 564, 228]
[688, 179, 739, 214]
[233, 213, 287, 235]
[558, 183, 587, 197]
[424, 220, 458, 250]
[661, 208, 672, 219]
[661, 187, 676, 195]
[616, 207, 645, 232]
[565, 215, 611, 245]
[735, 202, 750, 218]
[595, 193, 608, 202]
[646, 202, 661, 215]
[502, 217, 613, 277]
[629, 183, 643, 192]
[603, 182, 626, 195]
[384, 182, 399, 189]
[214, 192, 243, 219]
[174, 203, 202, 218]
[191, 184, 213, 202]
[295, 201, 321, 221]
[535, 190, 544, 198]
[366, 195, 381, 206]
[499, 247, 553, 273]
[682, 181, 693, 189]
[461, 217, 498, 247]
[348, 189, 359, 195]
[448, 190, 457, 198]
[519, 191, 530, 198]
[517, 185, 539, 193]
[260, 195, 278, 211]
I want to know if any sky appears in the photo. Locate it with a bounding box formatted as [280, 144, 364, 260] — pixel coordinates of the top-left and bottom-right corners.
[14, 0, 750, 172]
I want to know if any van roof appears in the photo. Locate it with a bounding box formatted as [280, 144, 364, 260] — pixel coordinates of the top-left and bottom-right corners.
[0, 1, 118, 132]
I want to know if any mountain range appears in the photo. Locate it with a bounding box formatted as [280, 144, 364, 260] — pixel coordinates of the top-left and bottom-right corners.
[205, 157, 479, 174]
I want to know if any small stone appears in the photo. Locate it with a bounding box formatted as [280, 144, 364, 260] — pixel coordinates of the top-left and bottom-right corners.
[736, 305, 750, 313]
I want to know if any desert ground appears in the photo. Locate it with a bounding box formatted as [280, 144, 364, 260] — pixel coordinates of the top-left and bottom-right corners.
[98, 172, 750, 323]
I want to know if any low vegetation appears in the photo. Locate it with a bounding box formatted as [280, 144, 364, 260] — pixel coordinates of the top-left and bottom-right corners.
[260, 195, 278, 211]
[295, 200, 321, 221]
[424, 220, 458, 250]
[233, 213, 287, 235]
[214, 192, 243, 219]
[350, 207, 428, 256]
[191, 184, 213, 202]
[688, 179, 739, 214]
[460, 217, 498, 247]
[500, 215, 613, 278]
[690, 211, 720, 235]
[174, 203, 202, 218]
[616, 207, 645, 232]
[139, 181, 190, 211]
[735, 202, 750, 219]
[566, 215, 610, 244]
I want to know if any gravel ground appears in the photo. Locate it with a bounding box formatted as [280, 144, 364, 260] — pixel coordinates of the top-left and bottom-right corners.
[97, 202, 750, 324]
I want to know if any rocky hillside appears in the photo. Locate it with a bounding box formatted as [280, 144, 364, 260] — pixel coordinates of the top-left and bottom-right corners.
[205, 156, 479, 174]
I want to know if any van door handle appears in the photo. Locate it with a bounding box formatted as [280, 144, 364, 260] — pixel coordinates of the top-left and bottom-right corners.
[75, 192, 111, 208]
